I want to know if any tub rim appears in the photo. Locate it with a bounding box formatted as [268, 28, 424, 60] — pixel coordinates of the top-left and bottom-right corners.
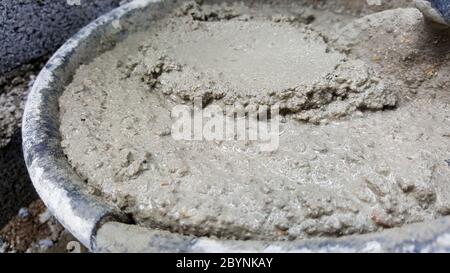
[22, 0, 450, 252]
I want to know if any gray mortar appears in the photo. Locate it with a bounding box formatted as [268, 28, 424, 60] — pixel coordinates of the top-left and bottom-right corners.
[23, 0, 450, 252]
[59, 1, 450, 241]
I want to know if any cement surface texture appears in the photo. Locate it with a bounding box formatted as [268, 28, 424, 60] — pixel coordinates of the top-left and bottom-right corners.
[59, 1, 450, 241]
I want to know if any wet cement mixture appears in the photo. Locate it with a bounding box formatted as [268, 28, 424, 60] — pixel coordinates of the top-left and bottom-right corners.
[59, 0, 450, 240]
